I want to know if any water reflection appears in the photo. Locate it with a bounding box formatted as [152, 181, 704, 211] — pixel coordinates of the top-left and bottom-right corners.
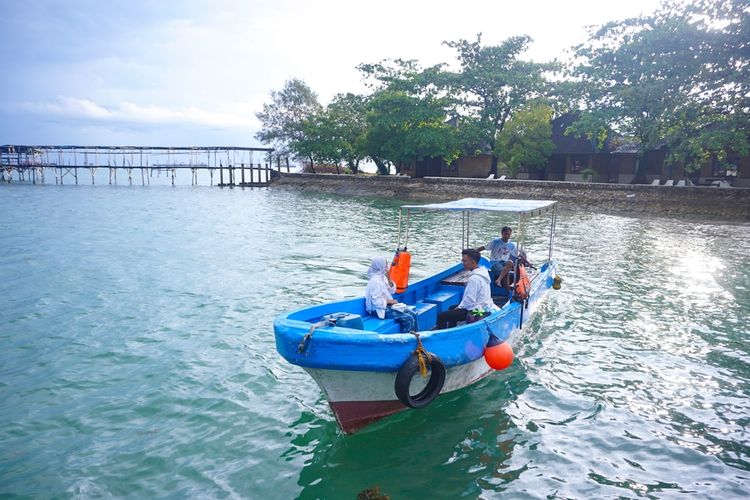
[288, 369, 530, 499]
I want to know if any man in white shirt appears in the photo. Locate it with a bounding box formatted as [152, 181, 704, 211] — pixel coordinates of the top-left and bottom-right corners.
[437, 249, 499, 329]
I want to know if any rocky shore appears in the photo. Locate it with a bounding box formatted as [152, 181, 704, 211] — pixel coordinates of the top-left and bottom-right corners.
[273, 173, 750, 220]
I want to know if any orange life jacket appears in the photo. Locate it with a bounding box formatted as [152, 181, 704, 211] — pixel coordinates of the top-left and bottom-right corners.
[515, 264, 530, 300]
[389, 250, 411, 293]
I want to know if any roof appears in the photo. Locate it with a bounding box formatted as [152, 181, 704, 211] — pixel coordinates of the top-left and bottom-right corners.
[401, 198, 557, 216]
[550, 114, 641, 156]
[609, 141, 640, 154]
[551, 114, 599, 155]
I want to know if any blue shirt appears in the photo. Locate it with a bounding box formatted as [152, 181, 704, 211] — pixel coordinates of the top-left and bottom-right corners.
[486, 238, 517, 264]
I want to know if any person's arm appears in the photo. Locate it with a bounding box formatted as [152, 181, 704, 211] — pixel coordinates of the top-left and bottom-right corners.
[479, 239, 495, 254]
[370, 283, 395, 318]
[379, 276, 398, 304]
[386, 273, 396, 293]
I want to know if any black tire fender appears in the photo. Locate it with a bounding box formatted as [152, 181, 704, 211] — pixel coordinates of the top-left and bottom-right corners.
[394, 352, 446, 409]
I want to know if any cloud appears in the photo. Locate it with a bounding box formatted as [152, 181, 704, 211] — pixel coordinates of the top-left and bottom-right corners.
[12, 96, 259, 129]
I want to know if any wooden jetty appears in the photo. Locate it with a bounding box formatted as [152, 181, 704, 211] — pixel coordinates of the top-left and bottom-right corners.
[0, 145, 280, 187]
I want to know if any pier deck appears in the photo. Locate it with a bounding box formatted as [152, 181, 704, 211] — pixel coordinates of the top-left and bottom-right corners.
[0, 145, 278, 186]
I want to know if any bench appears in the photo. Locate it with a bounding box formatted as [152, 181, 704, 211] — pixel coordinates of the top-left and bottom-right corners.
[414, 301, 437, 331]
[424, 290, 461, 313]
[362, 315, 401, 334]
[361, 300, 439, 333]
[440, 269, 472, 286]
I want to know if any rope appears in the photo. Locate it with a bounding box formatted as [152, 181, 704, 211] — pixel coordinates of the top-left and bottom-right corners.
[410, 331, 431, 378]
[297, 319, 335, 353]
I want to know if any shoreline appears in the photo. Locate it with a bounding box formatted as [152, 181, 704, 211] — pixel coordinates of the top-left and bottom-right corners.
[272, 173, 750, 221]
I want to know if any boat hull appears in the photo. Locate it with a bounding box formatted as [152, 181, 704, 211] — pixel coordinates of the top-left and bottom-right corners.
[307, 356, 495, 433]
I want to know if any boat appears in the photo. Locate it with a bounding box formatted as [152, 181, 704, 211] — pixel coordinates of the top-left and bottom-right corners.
[274, 198, 561, 433]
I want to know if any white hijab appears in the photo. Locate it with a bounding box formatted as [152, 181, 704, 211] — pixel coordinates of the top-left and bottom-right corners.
[367, 256, 388, 279]
[365, 257, 392, 317]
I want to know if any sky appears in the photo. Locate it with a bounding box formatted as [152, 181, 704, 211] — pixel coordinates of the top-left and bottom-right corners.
[0, 0, 666, 148]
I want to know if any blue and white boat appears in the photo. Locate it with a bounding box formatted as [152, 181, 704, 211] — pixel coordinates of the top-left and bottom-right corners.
[274, 198, 561, 433]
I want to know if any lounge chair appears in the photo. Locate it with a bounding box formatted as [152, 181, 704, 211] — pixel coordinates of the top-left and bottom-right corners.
[650, 179, 660, 185]
[499, 175, 507, 180]
[676, 180, 686, 187]
[664, 179, 674, 186]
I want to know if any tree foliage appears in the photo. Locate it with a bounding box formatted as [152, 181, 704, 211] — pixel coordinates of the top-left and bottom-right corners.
[363, 90, 460, 175]
[356, 59, 462, 174]
[254, 79, 321, 163]
[569, 0, 749, 180]
[294, 93, 368, 173]
[439, 34, 553, 174]
[327, 93, 368, 173]
[255, 4, 749, 179]
[495, 102, 555, 178]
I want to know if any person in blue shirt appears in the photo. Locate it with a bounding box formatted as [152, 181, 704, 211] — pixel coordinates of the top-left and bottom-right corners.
[476, 226, 517, 287]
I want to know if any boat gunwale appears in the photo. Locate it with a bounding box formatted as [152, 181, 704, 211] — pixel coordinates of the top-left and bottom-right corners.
[273, 260, 557, 372]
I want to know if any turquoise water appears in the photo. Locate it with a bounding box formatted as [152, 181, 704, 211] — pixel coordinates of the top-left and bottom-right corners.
[1, 184, 749, 498]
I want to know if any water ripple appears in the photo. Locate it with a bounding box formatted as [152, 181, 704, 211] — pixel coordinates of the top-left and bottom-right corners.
[1, 186, 749, 497]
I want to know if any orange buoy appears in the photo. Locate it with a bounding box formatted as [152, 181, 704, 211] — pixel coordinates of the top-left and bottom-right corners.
[389, 249, 411, 293]
[484, 339, 514, 370]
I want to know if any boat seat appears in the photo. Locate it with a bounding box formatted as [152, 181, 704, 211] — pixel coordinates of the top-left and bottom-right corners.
[362, 316, 401, 334]
[440, 269, 472, 286]
[414, 301, 437, 331]
[361, 301, 437, 333]
[424, 290, 460, 313]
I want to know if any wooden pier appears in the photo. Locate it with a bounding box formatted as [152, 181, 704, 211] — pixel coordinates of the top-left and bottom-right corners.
[0, 145, 280, 187]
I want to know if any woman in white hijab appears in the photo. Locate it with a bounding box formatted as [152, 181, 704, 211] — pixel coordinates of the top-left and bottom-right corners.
[365, 257, 397, 319]
[365, 257, 418, 332]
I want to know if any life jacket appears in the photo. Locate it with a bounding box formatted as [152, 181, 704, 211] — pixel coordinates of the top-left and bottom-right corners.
[515, 264, 530, 300]
[389, 249, 411, 293]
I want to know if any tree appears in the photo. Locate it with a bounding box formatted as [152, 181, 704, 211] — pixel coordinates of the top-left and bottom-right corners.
[357, 59, 461, 174]
[439, 34, 553, 176]
[363, 90, 460, 175]
[569, 0, 749, 182]
[293, 110, 343, 172]
[255, 79, 321, 170]
[495, 102, 555, 178]
[668, 0, 750, 171]
[325, 93, 369, 174]
[682, 0, 749, 117]
[286, 93, 369, 174]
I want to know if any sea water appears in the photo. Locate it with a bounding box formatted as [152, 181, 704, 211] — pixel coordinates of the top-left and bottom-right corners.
[1, 183, 749, 498]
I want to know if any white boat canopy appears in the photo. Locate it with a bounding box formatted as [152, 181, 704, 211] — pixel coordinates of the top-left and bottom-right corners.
[396, 197, 558, 260]
[401, 198, 557, 217]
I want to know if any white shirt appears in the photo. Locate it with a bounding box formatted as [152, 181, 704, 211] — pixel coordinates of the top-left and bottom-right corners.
[486, 238, 517, 264]
[458, 267, 499, 312]
[365, 274, 396, 319]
